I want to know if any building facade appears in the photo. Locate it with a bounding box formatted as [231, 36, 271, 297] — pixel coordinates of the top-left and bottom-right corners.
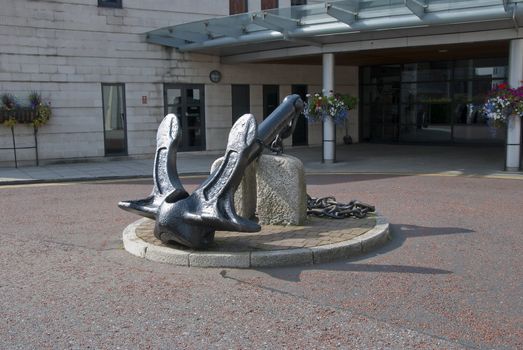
[0, 0, 521, 169]
[0, 0, 357, 166]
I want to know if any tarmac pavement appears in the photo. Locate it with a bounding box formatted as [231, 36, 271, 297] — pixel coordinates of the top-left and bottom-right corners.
[0, 173, 521, 349]
[0, 144, 522, 348]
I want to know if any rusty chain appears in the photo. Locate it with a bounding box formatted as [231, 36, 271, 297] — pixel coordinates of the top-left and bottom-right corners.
[307, 195, 375, 219]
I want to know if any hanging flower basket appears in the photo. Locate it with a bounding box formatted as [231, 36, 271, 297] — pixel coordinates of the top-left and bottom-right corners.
[303, 92, 358, 124]
[0, 108, 37, 123]
[0, 92, 51, 128]
[483, 83, 523, 128]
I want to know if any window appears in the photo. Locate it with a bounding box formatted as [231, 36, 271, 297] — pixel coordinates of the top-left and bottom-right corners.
[102, 83, 127, 155]
[261, 0, 278, 10]
[263, 85, 279, 120]
[164, 84, 206, 151]
[291, 0, 307, 5]
[98, 0, 122, 8]
[291, 84, 308, 146]
[360, 58, 509, 144]
[232, 85, 250, 124]
[230, 0, 248, 14]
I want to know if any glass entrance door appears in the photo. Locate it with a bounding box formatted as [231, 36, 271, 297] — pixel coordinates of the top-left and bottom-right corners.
[231, 84, 250, 124]
[361, 58, 508, 144]
[263, 85, 279, 120]
[102, 83, 127, 155]
[292, 84, 308, 146]
[371, 82, 400, 142]
[164, 84, 205, 151]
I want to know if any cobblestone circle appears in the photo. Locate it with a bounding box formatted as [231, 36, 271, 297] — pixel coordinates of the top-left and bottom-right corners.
[124, 214, 390, 268]
[135, 216, 376, 251]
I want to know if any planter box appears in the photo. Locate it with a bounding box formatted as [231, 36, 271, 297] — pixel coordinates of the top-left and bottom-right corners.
[0, 108, 37, 124]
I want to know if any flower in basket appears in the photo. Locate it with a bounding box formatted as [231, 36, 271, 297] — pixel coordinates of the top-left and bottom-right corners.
[28, 91, 52, 129]
[303, 91, 357, 124]
[1, 93, 18, 111]
[483, 83, 523, 127]
[1, 94, 18, 127]
[3, 116, 16, 128]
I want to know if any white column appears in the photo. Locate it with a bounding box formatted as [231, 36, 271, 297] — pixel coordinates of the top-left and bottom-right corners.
[507, 116, 521, 171]
[323, 53, 335, 163]
[507, 39, 523, 171]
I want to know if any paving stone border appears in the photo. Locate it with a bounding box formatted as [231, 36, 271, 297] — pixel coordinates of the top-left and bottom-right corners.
[122, 216, 390, 268]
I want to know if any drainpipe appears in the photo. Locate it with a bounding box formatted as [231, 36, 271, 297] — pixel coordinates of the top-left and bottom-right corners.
[323, 53, 335, 163]
[507, 39, 522, 171]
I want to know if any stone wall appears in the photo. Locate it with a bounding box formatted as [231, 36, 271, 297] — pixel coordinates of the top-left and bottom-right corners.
[0, 0, 227, 165]
[0, 0, 359, 165]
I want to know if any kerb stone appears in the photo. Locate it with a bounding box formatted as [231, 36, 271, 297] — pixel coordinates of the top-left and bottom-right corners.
[122, 219, 148, 258]
[189, 252, 250, 268]
[250, 248, 313, 267]
[356, 216, 391, 252]
[311, 241, 362, 264]
[145, 245, 190, 266]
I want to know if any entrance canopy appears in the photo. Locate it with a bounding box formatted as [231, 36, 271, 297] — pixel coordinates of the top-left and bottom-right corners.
[146, 0, 523, 61]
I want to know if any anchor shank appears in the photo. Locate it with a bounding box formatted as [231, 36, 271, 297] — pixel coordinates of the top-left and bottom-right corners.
[256, 94, 304, 148]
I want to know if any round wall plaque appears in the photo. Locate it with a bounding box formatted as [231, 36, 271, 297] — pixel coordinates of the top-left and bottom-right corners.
[209, 70, 222, 83]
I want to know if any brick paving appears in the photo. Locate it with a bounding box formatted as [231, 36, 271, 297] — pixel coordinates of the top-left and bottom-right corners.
[135, 216, 376, 252]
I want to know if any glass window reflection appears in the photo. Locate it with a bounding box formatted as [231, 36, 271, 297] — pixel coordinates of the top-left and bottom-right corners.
[361, 57, 508, 144]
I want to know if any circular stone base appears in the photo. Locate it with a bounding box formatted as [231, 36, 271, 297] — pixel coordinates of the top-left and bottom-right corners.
[122, 215, 390, 268]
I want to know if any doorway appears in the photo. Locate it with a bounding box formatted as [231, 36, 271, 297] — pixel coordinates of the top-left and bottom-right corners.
[291, 84, 308, 146]
[164, 84, 206, 151]
[361, 59, 508, 144]
[231, 84, 250, 124]
[102, 83, 127, 156]
[263, 85, 279, 120]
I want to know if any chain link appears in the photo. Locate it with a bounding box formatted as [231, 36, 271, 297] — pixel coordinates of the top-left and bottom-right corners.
[269, 134, 284, 154]
[307, 195, 375, 219]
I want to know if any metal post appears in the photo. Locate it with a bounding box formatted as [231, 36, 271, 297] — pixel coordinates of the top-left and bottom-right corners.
[11, 126, 17, 168]
[507, 39, 523, 171]
[323, 53, 335, 163]
[34, 127, 39, 166]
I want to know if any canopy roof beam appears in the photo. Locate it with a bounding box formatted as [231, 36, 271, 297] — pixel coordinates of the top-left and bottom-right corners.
[168, 29, 209, 43]
[146, 34, 187, 48]
[251, 12, 299, 34]
[325, 2, 358, 25]
[205, 22, 245, 38]
[405, 0, 427, 18]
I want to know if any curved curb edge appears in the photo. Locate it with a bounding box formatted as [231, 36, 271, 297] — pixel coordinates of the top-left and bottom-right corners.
[122, 216, 391, 268]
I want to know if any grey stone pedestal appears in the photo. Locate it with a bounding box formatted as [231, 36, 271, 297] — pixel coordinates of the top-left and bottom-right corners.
[256, 154, 306, 225]
[211, 154, 307, 225]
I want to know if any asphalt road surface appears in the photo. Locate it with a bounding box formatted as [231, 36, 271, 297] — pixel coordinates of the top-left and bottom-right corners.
[0, 174, 521, 349]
